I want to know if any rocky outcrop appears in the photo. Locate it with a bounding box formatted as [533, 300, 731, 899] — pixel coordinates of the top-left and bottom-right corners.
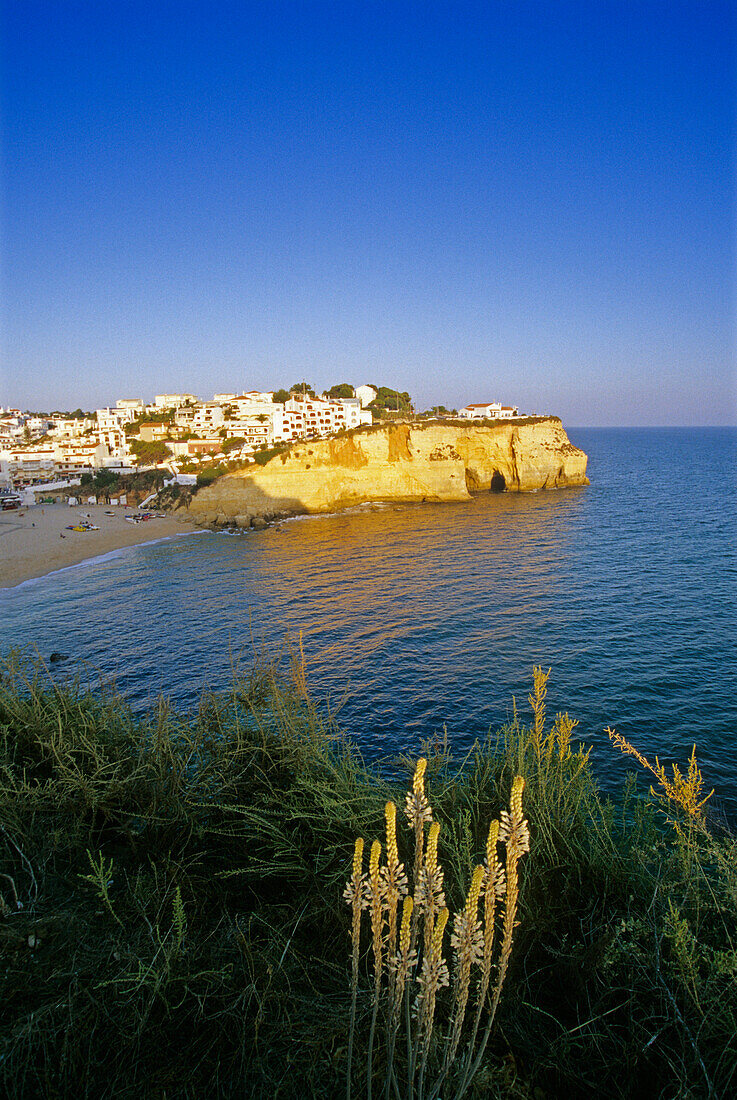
[188, 417, 588, 521]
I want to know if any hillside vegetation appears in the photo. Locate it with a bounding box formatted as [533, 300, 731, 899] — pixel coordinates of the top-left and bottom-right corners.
[0, 649, 734, 1099]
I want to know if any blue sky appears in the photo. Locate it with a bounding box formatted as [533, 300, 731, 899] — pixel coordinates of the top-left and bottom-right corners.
[2, 1, 734, 423]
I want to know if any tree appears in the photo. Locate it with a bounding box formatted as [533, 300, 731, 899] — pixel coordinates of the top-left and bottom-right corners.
[272, 389, 290, 404]
[130, 440, 173, 466]
[222, 436, 246, 454]
[94, 468, 120, 489]
[289, 382, 315, 398]
[325, 383, 355, 399]
[368, 387, 413, 417]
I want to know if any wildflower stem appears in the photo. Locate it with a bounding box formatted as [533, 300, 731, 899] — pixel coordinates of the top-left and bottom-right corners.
[457, 778, 528, 1098]
[367, 839, 383, 1100]
[345, 837, 364, 1100]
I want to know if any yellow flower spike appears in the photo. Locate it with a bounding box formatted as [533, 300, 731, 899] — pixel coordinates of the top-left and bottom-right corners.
[413, 757, 427, 796]
[399, 895, 413, 953]
[432, 907, 449, 955]
[511, 775, 525, 818]
[466, 864, 485, 919]
[486, 820, 499, 867]
[370, 839, 381, 880]
[425, 821, 440, 874]
[352, 837, 364, 879]
[346, 837, 365, 1100]
[385, 802, 398, 866]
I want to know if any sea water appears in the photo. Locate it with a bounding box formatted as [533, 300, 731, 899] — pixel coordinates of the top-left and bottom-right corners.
[2, 428, 735, 816]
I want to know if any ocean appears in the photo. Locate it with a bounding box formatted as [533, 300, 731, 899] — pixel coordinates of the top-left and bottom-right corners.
[2, 428, 736, 816]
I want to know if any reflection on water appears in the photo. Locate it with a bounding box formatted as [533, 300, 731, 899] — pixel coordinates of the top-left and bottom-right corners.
[1, 429, 736, 817]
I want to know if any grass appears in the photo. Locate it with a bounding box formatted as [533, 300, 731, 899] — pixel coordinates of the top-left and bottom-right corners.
[0, 652, 735, 1098]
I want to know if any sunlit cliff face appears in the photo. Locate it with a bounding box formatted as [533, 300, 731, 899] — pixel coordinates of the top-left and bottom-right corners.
[189, 417, 589, 519]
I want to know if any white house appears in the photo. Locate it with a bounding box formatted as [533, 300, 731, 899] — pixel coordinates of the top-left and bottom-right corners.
[284, 395, 372, 438]
[154, 393, 198, 409]
[355, 384, 378, 408]
[336, 397, 373, 429]
[459, 403, 503, 419]
[116, 398, 145, 412]
[271, 408, 305, 443]
[191, 403, 225, 433]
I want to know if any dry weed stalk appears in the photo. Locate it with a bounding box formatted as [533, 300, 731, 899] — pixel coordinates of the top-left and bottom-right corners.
[460, 775, 530, 1094]
[529, 665, 550, 755]
[345, 762, 529, 1100]
[419, 822, 445, 965]
[607, 728, 713, 827]
[366, 839, 384, 1100]
[469, 821, 505, 1044]
[416, 907, 450, 1098]
[551, 711, 578, 759]
[383, 801, 407, 994]
[343, 837, 365, 1100]
[446, 864, 485, 1064]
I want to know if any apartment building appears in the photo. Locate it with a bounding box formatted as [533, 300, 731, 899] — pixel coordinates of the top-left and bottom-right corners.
[97, 406, 137, 428]
[285, 395, 371, 437]
[116, 398, 146, 413]
[272, 407, 306, 442]
[228, 393, 276, 417]
[223, 418, 273, 448]
[139, 422, 173, 442]
[0, 441, 110, 485]
[48, 417, 93, 439]
[154, 393, 198, 409]
[191, 403, 226, 433]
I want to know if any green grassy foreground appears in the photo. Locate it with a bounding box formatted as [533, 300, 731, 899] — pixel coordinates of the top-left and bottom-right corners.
[0, 650, 735, 1099]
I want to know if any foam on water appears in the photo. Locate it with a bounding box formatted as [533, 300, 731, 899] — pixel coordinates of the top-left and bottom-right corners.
[2, 531, 205, 591]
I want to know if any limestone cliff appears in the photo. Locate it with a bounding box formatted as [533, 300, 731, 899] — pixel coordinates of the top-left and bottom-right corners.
[188, 417, 588, 520]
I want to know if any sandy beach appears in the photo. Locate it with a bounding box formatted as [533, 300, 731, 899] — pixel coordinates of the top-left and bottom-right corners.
[0, 503, 192, 588]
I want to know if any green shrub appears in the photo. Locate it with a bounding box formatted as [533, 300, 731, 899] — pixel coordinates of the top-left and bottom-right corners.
[254, 443, 289, 466]
[0, 652, 734, 1099]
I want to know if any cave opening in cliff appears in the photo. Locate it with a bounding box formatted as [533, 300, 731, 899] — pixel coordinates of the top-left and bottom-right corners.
[490, 471, 506, 492]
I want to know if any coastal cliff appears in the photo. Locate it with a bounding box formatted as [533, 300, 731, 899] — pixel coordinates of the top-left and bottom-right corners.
[187, 416, 588, 521]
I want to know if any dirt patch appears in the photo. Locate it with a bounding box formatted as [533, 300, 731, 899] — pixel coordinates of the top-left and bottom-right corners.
[387, 424, 413, 462]
[328, 436, 369, 469]
[464, 467, 482, 491]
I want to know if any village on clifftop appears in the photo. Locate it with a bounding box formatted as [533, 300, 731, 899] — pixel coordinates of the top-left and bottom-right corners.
[1, 384, 521, 501]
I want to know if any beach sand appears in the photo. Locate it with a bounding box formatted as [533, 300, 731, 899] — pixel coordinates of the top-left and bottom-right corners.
[0, 503, 193, 588]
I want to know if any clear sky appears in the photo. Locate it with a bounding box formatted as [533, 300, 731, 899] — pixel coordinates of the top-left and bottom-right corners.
[1, 0, 734, 424]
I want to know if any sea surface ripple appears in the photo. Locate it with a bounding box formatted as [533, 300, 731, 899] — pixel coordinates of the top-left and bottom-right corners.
[2, 428, 736, 816]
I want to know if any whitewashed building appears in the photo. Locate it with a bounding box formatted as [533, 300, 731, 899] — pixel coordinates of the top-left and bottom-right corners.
[154, 393, 198, 409]
[459, 403, 520, 420]
[459, 402, 502, 419]
[285, 395, 371, 437]
[116, 398, 145, 412]
[355, 384, 378, 408]
[191, 403, 226, 433]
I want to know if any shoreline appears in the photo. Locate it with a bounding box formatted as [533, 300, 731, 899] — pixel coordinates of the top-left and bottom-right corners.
[0, 503, 195, 588]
